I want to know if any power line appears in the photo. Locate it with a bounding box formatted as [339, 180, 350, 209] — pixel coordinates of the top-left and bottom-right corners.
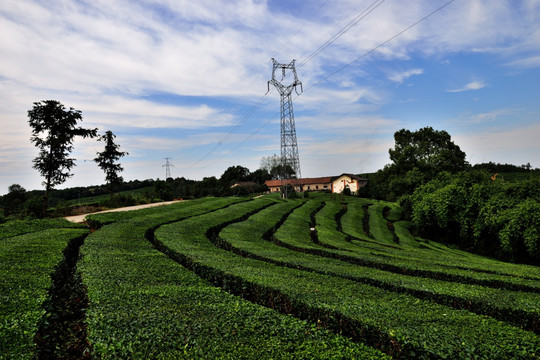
[274, 0, 461, 156]
[306, 0, 458, 91]
[283, 0, 331, 49]
[297, 0, 386, 69]
[187, 90, 272, 169]
[189, 2, 383, 170]
[187, 2, 332, 170]
[187, 0, 458, 170]
[204, 110, 280, 169]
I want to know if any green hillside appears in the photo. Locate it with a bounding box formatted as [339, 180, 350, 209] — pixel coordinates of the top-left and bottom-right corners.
[1, 194, 538, 358]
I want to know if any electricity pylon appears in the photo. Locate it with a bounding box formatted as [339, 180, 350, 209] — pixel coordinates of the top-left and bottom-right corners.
[163, 157, 173, 179]
[268, 58, 303, 180]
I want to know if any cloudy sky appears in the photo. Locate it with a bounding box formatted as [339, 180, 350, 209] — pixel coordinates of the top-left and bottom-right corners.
[1, 0, 539, 194]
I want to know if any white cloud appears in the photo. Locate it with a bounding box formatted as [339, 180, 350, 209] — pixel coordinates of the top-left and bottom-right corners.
[297, 114, 400, 136]
[506, 55, 540, 69]
[388, 68, 424, 83]
[1, 0, 539, 191]
[447, 80, 487, 93]
[297, 86, 383, 109]
[82, 97, 237, 129]
[467, 109, 517, 123]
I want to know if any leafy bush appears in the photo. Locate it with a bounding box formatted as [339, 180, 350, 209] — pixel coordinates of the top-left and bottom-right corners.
[409, 171, 540, 263]
[80, 197, 386, 359]
[0, 228, 88, 359]
[156, 197, 540, 358]
[219, 198, 540, 332]
[0, 218, 85, 240]
[498, 199, 540, 261]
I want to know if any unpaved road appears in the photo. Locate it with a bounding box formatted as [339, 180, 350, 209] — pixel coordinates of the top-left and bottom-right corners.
[64, 200, 184, 223]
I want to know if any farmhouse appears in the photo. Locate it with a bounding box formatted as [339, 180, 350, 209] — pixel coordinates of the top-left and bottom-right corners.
[265, 173, 367, 194]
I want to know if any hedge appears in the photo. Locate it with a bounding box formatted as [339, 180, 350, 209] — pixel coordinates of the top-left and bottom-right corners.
[79, 197, 386, 359]
[0, 228, 88, 359]
[155, 197, 540, 359]
[219, 204, 539, 332]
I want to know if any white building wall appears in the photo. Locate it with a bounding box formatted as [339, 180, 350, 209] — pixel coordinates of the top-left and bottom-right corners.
[332, 175, 358, 193]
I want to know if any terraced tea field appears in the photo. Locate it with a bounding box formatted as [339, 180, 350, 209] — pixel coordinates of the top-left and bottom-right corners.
[1, 194, 539, 359]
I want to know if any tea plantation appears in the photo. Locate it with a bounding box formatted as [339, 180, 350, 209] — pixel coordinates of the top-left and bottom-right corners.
[1, 194, 539, 359]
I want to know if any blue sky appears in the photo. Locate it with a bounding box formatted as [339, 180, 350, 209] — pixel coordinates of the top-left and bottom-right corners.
[1, 0, 539, 194]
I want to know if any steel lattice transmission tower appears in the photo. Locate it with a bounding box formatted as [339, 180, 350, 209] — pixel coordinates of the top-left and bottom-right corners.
[268, 58, 303, 180]
[163, 157, 173, 179]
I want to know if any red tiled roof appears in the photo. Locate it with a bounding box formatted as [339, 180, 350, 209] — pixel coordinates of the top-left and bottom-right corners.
[265, 179, 284, 187]
[265, 177, 333, 187]
[265, 174, 367, 188]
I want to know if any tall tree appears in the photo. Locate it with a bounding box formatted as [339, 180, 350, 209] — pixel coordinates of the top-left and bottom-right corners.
[260, 154, 281, 173]
[389, 127, 468, 176]
[365, 127, 469, 201]
[220, 165, 250, 187]
[249, 168, 271, 184]
[28, 100, 97, 215]
[94, 130, 128, 199]
[260, 154, 295, 180]
[3, 184, 27, 216]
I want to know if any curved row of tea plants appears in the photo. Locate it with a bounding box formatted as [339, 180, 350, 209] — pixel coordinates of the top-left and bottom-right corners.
[348, 199, 539, 279]
[276, 197, 539, 292]
[0, 218, 85, 240]
[321, 198, 540, 282]
[154, 197, 540, 359]
[79, 197, 387, 359]
[0, 228, 88, 359]
[216, 200, 540, 332]
[335, 198, 539, 278]
[295, 198, 540, 292]
[322, 198, 538, 279]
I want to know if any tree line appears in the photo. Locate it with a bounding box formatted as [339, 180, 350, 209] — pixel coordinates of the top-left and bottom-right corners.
[3, 102, 539, 264]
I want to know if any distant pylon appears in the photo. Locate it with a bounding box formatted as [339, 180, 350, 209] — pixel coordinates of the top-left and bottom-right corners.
[268, 58, 302, 180]
[163, 157, 173, 179]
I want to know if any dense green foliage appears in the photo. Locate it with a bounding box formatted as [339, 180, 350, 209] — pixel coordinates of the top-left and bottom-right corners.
[357, 127, 539, 264]
[0, 218, 85, 240]
[154, 195, 539, 358]
[363, 127, 469, 201]
[403, 170, 540, 263]
[2, 184, 27, 217]
[79, 197, 385, 359]
[2, 194, 539, 358]
[0, 228, 88, 359]
[28, 100, 98, 214]
[389, 127, 468, 176]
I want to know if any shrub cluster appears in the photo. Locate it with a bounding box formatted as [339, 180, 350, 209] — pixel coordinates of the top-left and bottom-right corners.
[155, 196, 540, 359]
[0, 228, 88, 358]
[218, 199, 539, 332]
[403, 170, 540, 263]
[79, 197, 385, 359]
[4, 193, 538, 358]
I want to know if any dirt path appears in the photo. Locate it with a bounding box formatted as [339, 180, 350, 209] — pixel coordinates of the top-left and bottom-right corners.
[64, 200, 184, 223]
